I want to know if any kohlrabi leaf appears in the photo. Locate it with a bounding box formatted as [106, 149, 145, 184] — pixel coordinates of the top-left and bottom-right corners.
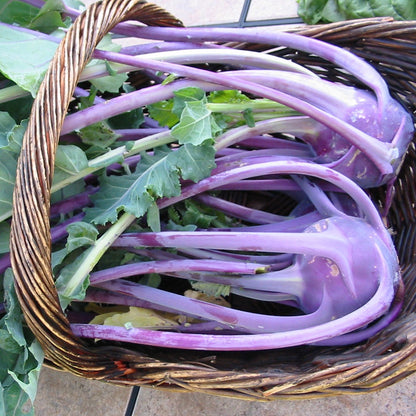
[91, 306, 180, 329]
[65, 222, 99, 253]
[190, 281, 231, 298]
[0, 151, 17, 220]
[0, 112, 16, 148]
[27, 0, 70, 33]
[208, 89, 251, 104]
[297, 0, 416, 24]
[0, 222, 10, 254]
[0, 270, 44, 416]
[147, 99, 179, 128]
[53, 144, 89, 183]
[171, 100, 221, 144]
[0, 24, 58, 96]
[0, 0, 40, 27]
[55, 251, 91, 307]
[90, 71, 128, 94]
[85, 143, 216, 225]
[5, 120, 27, 154]
[108, 108, 144, 130]
[0, 115, 27, 154]
[78, 121, 121, 149]
[172, 87, 206, 117]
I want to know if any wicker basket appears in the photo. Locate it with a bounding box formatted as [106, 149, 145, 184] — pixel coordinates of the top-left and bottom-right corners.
[8, 0, 416, 400]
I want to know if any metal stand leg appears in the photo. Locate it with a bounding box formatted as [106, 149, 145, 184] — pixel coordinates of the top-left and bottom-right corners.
[124, 386, 141, 416]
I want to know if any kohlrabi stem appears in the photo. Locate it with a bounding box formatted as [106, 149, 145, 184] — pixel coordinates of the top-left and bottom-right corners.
[67, 50, 396, 175]
[193, 194, 290, 225]
[71, 261, 394, 349]
[93, 48, 319, 77]
[82, 287, 185, 315]
[92, 278, 331, 333]
[59, 212, 135, 300]
[291, 175, 345, 217]
[214, 116, 322, 151]
[89, 258, 267, 284]
[104, 25, 391, 111]
[59, 4, 392, 108]
[156, 159, 388, 241]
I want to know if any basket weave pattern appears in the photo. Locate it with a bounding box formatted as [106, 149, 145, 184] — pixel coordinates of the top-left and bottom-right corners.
[9, 0, 416, 400]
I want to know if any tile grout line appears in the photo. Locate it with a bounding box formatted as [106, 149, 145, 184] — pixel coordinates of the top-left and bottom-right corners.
[124, 386, 141, 416]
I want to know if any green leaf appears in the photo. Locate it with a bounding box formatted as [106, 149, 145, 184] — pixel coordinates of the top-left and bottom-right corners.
[171, 100, 215, 144]
[5, 119, 27, 154]
[78, 122, 121, 149]
[108, 108, 144, 130]
[208, 89, 251, 104]
[0, 270, 44, 416]
[3, 270, 25, 348]
[8, 340, 43, 405]
[56, 254, 91, 308]
[297, 0, 416, 23]
[0, 151, 17, 220]
[28, 1, 68, 34]
[65, 222, 99, 253]
[172, 87, 206, 117]
[53, 144, 89, 181]
[2, 382, 34, 416]
[90, 71, 128, 94]
[0, 222, 10, 254]
[0, 24, 59, 96]
[0, 329, 20, 354]
[0, 96, 33, 123]
[243, 108, 255, 127]
[0, 112, 16, 148]
[0, 0, 39, 27]
[147, 99, 179, 128]
[190, 281, 231, 298]
[146, 201, 161, 232]
[85, 143, 215, 225]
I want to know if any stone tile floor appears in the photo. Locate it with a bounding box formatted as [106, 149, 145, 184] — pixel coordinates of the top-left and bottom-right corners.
[34, 366, 416, 416]
[31, 0, 416, 414]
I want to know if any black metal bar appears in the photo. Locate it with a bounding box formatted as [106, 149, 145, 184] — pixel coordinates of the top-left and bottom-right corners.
[124, 386, 141, 416]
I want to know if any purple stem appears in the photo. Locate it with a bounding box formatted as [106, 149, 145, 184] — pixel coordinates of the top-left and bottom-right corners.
[154, 159, 387, 241]
[237, 136, 312, 152]
[71, 260, 394, 349]
[92, 279, 328, 333]
[193, 194, 289, 225]
[120, 41, 224, 55]
[100, 24, 390, 110]
[127, 247, 294, 271]
[214, 116, 323, 153]
[50, 186, 97, 217]
[114, 128, 168, 140]
[60, 3, 391, 108]
[81, 287, 184, 315]
[89, 259, 267, 285]
[65, 49, 394, 176]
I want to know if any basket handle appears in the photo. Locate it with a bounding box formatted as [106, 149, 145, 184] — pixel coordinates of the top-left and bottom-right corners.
[9, 0, 181, 378]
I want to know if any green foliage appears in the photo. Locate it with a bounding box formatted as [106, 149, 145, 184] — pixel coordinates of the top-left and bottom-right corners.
[297, 0, 416, 24]
[0, 270, 44, 416]
[85, 143, 216, 225]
